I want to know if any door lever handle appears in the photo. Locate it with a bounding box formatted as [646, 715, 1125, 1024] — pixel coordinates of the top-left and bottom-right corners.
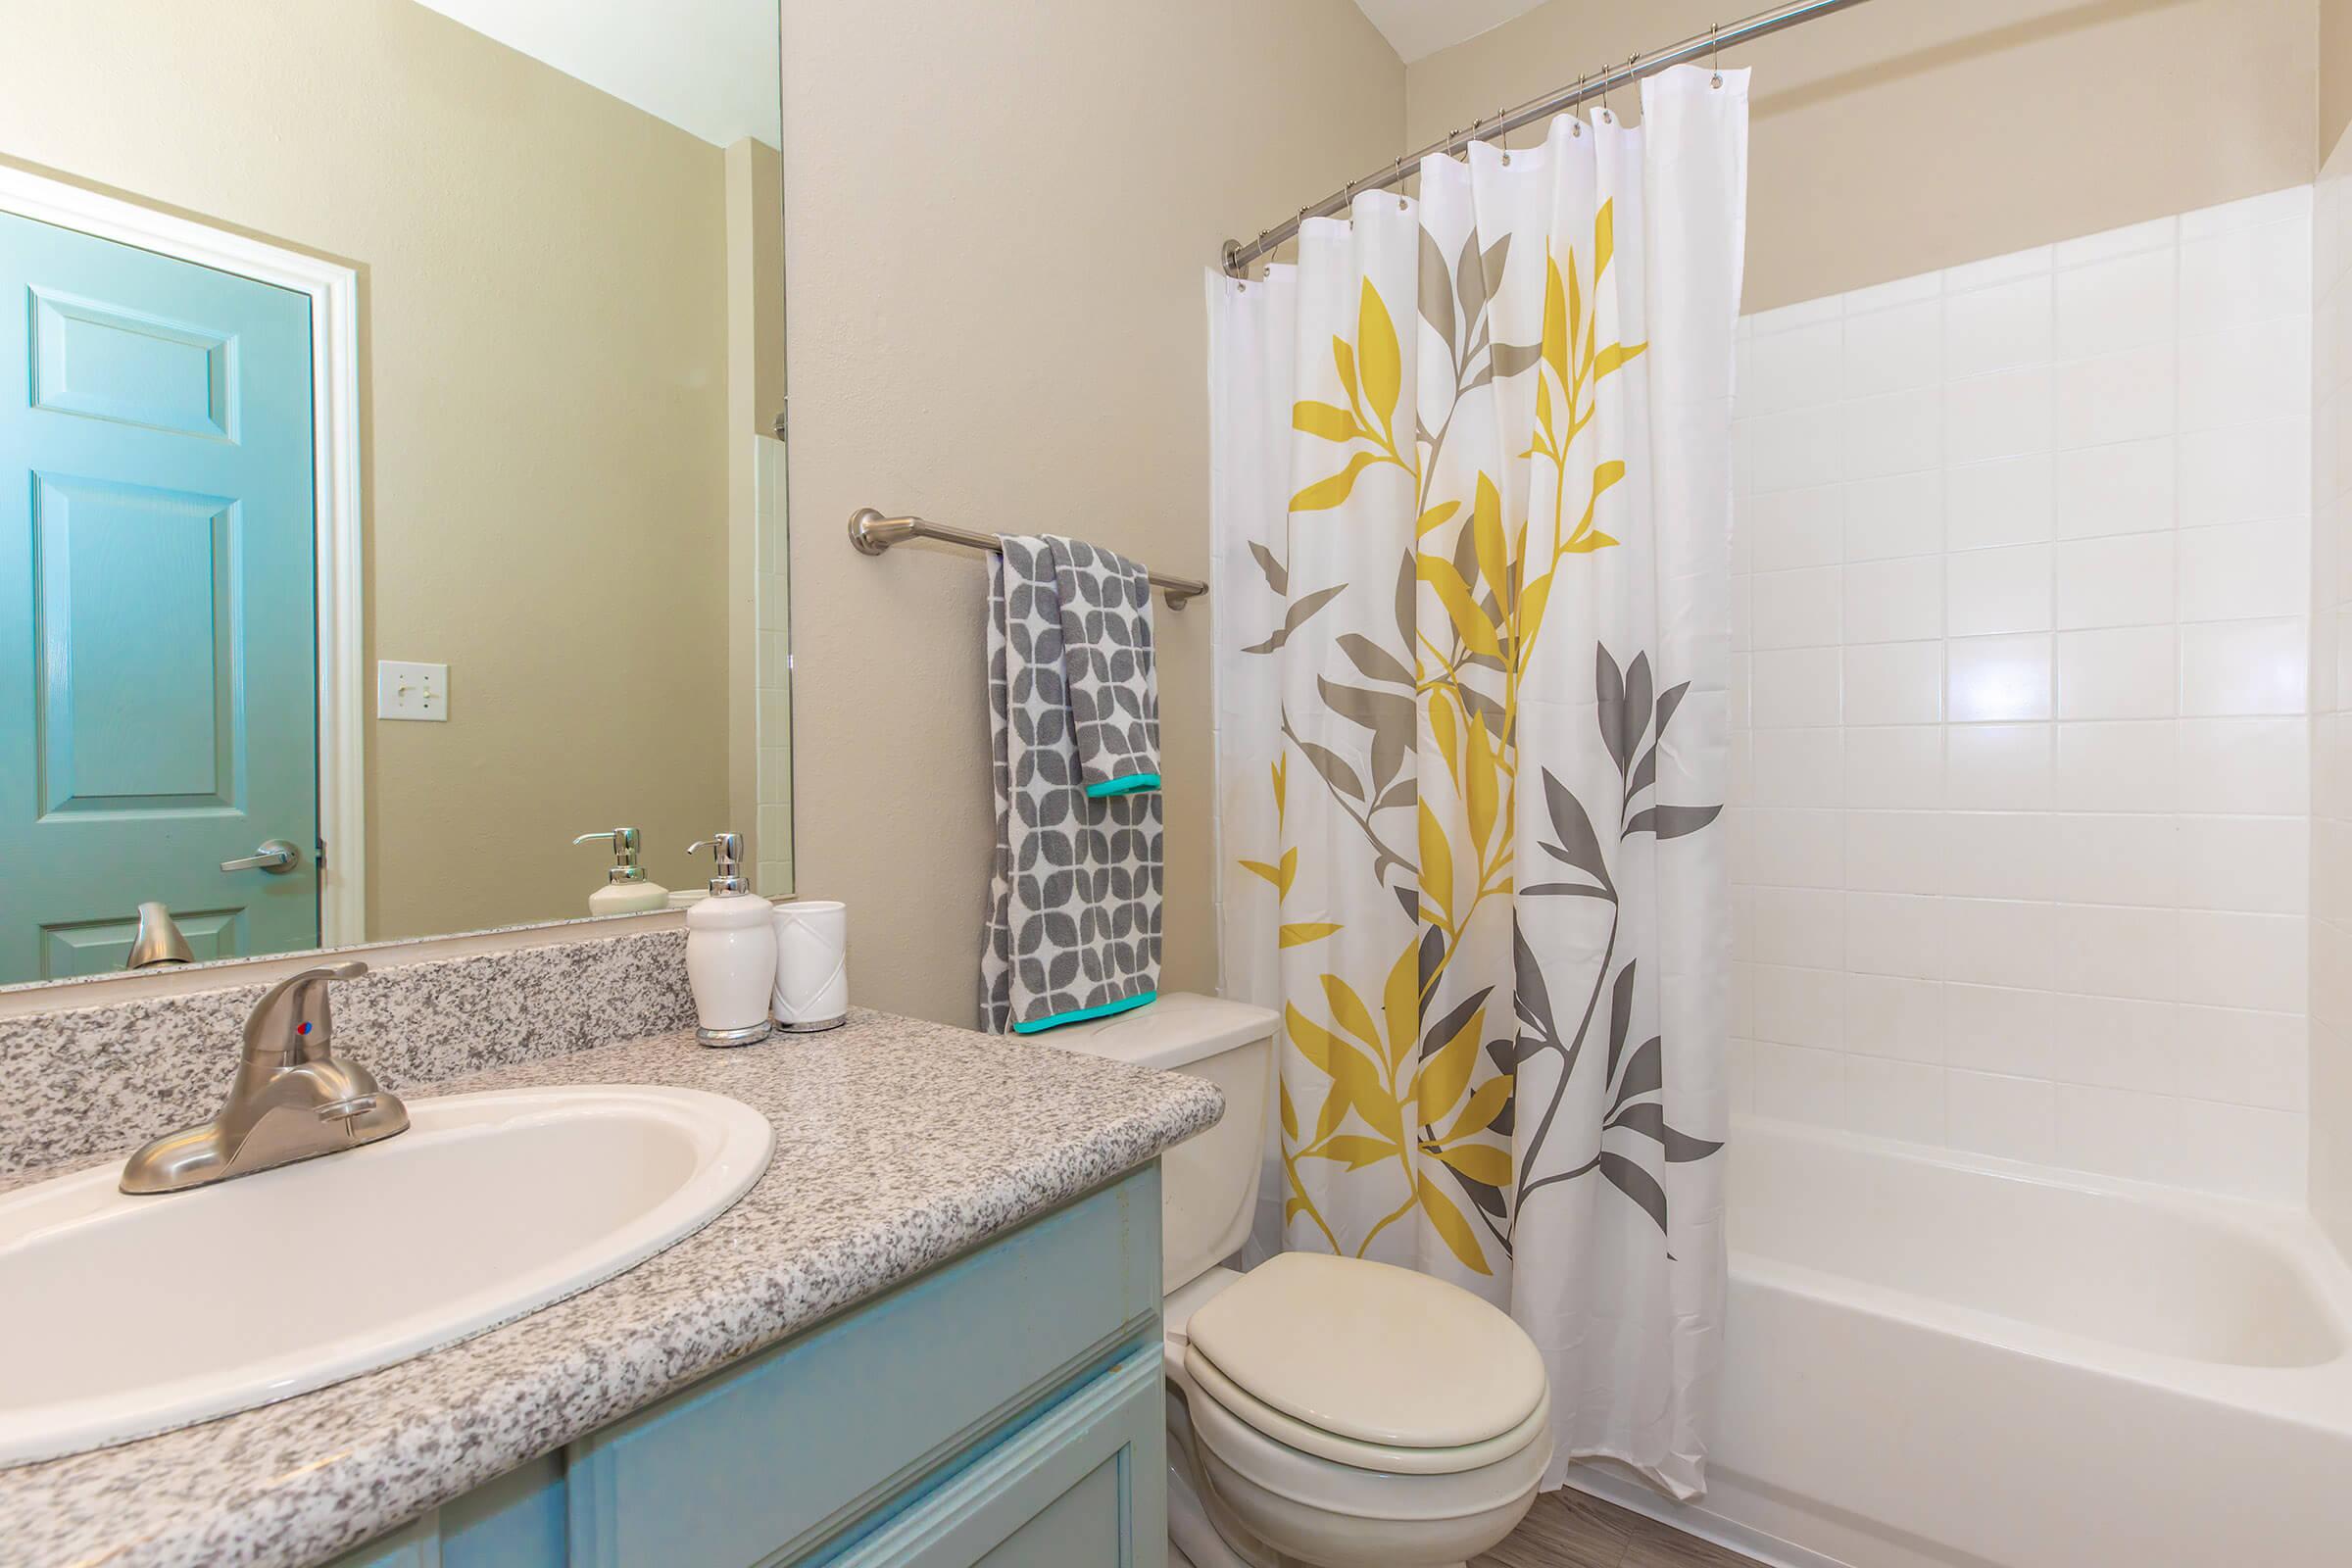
[220, 839, 302, 875]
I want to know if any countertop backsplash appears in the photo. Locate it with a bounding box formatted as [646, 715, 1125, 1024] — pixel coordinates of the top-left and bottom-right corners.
[0, 928, 695, 1178]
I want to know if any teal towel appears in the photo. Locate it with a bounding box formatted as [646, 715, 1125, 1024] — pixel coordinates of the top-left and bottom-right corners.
[1084, 771, 1161, 799]
[1009, 990, 1159, 1034]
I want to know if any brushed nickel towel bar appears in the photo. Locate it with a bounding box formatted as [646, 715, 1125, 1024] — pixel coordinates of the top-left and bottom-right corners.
[1221, 0, 1877, 277]
[847, 508, 1207, 610]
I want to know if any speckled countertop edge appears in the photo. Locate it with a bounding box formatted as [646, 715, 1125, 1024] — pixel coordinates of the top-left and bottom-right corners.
[0, 1008, 1222, 1568]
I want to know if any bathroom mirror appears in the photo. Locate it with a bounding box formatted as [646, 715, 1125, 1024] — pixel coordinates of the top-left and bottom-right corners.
[0, 0, 793, 986]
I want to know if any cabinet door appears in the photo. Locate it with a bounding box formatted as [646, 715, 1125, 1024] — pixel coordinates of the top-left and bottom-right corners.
[569, 1168, 1160, 1568]
[320, 1453, 570, 1568]
[821, 1348, 1163, 1568]
[322, 1170, 1165, 1568]
[322, 1515, 438, 1568]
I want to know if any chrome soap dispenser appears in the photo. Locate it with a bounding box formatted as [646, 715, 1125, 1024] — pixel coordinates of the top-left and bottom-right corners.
[573, 827, 670, 915]
[684, 832, 774, 1047]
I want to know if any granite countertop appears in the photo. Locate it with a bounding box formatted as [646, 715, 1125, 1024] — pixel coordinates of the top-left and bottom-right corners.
[0, 1008, 1222, 1568]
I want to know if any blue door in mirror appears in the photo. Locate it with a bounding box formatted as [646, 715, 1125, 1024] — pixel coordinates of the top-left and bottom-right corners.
[0, 209, 321, 981]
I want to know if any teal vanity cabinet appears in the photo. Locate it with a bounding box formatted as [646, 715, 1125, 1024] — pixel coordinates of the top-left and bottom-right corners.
[333, 1165, 1165, 1568]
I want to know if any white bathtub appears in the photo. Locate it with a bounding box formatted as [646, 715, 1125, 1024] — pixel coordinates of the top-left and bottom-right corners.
[1576, 1115, 2352, 1568]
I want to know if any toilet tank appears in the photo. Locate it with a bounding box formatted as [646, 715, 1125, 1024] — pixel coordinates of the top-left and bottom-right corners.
[1042, 994, 1277, 1292]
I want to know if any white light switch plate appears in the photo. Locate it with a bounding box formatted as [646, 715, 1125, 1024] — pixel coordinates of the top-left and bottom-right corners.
[377, 661, 449, 721]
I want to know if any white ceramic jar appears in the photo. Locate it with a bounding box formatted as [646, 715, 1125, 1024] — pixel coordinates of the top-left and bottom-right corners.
[771, 900, 848, 1032]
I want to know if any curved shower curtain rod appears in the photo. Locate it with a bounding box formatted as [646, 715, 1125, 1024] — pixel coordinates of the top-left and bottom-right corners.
[1220, 0, 1878, 278]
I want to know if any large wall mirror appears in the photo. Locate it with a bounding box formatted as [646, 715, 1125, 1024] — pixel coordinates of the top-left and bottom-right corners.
[0, 0, 792, 987]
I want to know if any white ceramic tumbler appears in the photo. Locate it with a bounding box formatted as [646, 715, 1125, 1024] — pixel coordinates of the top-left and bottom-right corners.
[771, 900, 848, 1032]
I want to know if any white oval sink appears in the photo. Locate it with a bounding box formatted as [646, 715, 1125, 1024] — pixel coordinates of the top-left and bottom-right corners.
[0, 1085, 772, 1466]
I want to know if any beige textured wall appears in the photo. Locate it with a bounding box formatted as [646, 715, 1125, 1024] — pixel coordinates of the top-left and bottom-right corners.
[0, 0, 732, 939]
[2328, 0, 2352, 161]
[780, 0, 1403, 1025]
[1409, 0, 2319, 314]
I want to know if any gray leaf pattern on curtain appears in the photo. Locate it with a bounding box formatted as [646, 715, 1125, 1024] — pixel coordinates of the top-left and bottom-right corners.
[1209, 69, 1748, 1498]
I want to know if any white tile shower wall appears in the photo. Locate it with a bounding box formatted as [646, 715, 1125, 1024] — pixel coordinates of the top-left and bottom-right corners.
[1730, 188, 2315, 1204]
[2312, 139, 2352, 1250]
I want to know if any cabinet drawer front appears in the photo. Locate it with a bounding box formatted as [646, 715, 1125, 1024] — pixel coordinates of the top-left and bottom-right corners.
[824, 1348, 1164, 1568]
[568, 1165, 1161, 1568]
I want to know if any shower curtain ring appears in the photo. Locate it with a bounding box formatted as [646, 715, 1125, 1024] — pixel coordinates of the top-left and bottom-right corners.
[1572, 72, 1586, 134]
[1711, 23, 1723, 87]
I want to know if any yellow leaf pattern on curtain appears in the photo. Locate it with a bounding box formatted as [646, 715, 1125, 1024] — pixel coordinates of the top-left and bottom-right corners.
[1262, 195, 1652, 1275]
[1290, 280, 1417, 514]
[1216, 77, 1746, 1502]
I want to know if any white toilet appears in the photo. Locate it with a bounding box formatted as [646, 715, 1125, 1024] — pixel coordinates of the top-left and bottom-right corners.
[1051, 993, 1551, 1568]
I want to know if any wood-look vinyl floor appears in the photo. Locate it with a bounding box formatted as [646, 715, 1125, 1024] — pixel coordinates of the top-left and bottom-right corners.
[1473, 1487, 1766, 1568]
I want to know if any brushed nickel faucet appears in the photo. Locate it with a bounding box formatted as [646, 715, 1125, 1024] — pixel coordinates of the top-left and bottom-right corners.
[120, 960, 409, 1195]
[122, 902, 194, 970]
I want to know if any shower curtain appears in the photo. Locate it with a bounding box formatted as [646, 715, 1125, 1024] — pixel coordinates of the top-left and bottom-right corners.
[1207, 68, 1744, 1497]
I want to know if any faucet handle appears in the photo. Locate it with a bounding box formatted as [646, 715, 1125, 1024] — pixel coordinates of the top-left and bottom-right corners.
[243, 960, 371, 1062]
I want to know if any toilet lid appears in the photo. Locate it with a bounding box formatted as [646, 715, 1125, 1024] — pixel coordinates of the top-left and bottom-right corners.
[1183, 1252, 1546, 1448]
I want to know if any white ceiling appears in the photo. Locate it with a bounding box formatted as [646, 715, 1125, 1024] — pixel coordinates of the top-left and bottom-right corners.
[412, 0, 1522, 145]
[414, 0, 779, 148]
[1349, 0, 1553, 64]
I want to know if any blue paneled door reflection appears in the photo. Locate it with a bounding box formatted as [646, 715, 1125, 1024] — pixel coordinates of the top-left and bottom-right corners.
[0, 210, 320, 981]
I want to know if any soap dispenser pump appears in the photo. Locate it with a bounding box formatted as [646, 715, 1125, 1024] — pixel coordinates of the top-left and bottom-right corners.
[684, 832, 774, 1047]
[573, 827, 670, 915]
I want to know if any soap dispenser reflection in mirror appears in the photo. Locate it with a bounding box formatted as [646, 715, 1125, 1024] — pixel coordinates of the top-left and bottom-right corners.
[573, 827, 670, 915]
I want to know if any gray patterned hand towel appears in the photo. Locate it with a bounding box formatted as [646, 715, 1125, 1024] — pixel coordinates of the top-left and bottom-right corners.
[981, 535, 1162, 1034]
[1044, 536, 1161, 797]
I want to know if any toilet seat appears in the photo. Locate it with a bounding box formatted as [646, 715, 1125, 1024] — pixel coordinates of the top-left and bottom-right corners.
[1182, 1369, 1553, 1524]
[1184, 1344, 1551, 1476]
[1182, 1251, 1547, 1451]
